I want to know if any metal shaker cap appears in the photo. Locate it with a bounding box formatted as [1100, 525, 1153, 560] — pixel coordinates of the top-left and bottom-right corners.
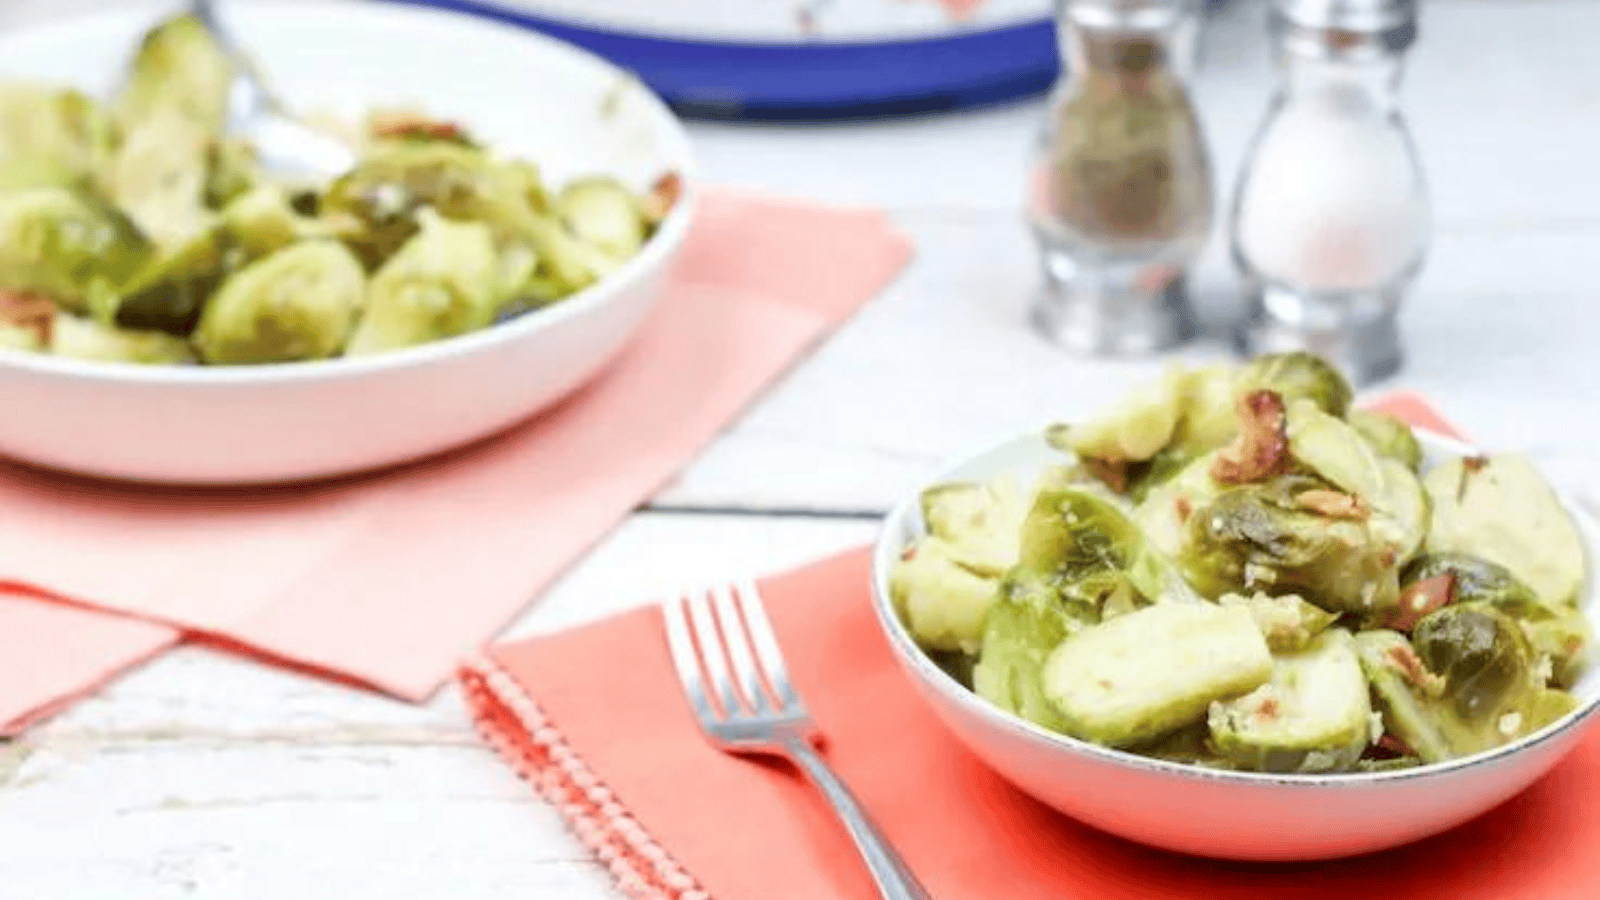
[1272, 0, 1418, 51]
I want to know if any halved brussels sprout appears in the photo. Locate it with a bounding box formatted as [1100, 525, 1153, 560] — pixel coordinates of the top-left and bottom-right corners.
[219, 183, 347, 260]
[1234, 351, 1353, 418]
[114, 13, 233, 134]
[0, 81, 117, 191]
[1208, 628, 1372, 773]
[1042, 601, 1273, 748]
[1179, 474, 1401, 616]
[0, 187, 151, 314]
[345, 209, 498, 356]
[891, 537, 1002, 654]
[111, 224, 229, 334]
[193, 240, 365, 364]
[204, 137, 263, 209]
[0, 324, 42, 352]
[919, 475, 1032, 577]
[1423, 453, 1586, 610]
[50, 311, 195, 364]
[1348, 408, 1424, 473]
[971, 585, 1081, 734]
[1132, 448, 1226, 561]
[1401, 553, 1591, 688]
[556, 176, 647, 262]
[101, 109, 213, 248]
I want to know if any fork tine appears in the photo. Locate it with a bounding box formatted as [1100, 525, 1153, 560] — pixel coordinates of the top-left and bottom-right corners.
[684, 588, 742, 717]
[661, 598, 717, 726]
[711, 582, 770, 714]
[732, 578, 803, 710]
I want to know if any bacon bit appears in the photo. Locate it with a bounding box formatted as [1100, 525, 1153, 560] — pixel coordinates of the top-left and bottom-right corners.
[1376, 733, 1414, 756]
[0, 291, 54, 344]
[1210, 390, 1289, 484]
[1081, 456, 1131, 494]
[1385, 644, 1446, 697]
[641, 171, 683, 224]
[1377, 573, 1455, 632]
[900, 546, 918, 562]
[1295, 489, 1369, 520]
[370, 111, 471, 144]
[1254, 696, 1281, 720]
[1174, 495, 1193, 523]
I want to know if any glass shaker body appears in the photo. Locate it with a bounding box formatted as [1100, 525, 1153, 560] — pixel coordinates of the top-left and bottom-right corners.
[1229, 8, 1430, 384]
[1026, 0, 1215, 355]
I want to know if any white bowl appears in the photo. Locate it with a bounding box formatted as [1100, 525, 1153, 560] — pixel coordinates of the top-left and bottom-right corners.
[0, 0, 696, 484]
[869, 429, 1600, 861]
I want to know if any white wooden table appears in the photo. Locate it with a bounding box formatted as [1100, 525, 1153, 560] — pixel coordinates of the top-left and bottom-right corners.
[4, 1, 1600, 895]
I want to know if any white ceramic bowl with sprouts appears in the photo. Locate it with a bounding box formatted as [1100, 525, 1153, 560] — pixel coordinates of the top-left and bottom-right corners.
[869, 428, 1600, 861]
[0, 0, 695, 484]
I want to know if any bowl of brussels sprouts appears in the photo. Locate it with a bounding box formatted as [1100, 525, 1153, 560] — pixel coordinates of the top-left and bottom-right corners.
[871, 352, 1600, 861]
[0, 2, 695, 483]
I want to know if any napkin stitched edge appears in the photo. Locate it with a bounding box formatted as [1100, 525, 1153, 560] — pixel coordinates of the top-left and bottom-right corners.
[459, 655, 710, 900]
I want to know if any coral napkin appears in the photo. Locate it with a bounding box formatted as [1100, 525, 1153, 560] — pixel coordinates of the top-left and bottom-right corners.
[461, 396, 1600, 900]
[0, 188, 914, 736]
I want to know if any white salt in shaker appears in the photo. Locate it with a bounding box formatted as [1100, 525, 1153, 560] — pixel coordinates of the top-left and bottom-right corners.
[1229, 0, 1429, 384]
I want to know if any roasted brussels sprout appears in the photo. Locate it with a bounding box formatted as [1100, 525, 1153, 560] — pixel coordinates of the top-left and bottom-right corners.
[344, 210, 498, 356]
[890, 538, 1001, 654]
[1042, 601, 1273, 748]
[50, 311, 195, 364]
[971, 587, 1080, 734]
[556, 176, 647, 262]
[1401, 553, 1591, 688]
[111, 224, 229, 334]
[192, 240, 365, 364]
[918, 475, 1030, 577]
[1179, 474, 1401, 616]
[114, 12, 234, 134]
[1349, 408, 1424, 472]
[219, 183, 349, 260]
[1234, 351, 1353, 419]
[0, 187, 151, 313]
[102, 109, 213, 247]
[0, 82, 117, 191]
[204, 137, 263, 209]
[1423, 453, 1586, 610]
[1208, 628, 1373, 773]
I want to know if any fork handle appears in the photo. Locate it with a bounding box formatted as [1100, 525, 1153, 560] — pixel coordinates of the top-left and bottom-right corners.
[782, 735, 934, 900]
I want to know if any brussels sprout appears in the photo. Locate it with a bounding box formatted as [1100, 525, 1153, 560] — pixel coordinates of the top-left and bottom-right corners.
[0, 324, 42, 352]
[1356, 603, 1548, 764]
[890, 537, 1002, 654]
[1423, 453, 1586, 610]
[1056, 366, 1186, 481]
[1132, 448, 1226, 561]
[218, 183, 348, 260]
[0, 187, 151, 314]
[320, 141, 535, 268]
[1041, 602, 1273, 748]
[1179, 475, 1401, 616]
[971, 587, 1081, 734]
[114, 13, 234, 134]
[193, 240, 365, 364]
[1143, 722, 1236, 769]
[50, 311, 194, 364]
[345, 210, 498, 356]
[102, 109, 212, 248]
[1219, 591, 1337, 653]
[1208, 628, 1372, 773]
[1017, 486, 1192, 611]
[111, 224, 229, 334]
[1349, 408, 1424, 473]
[204, 137, 262, 209]
[1234, 351, 1353, 418]
[0, 81, 117, 191]
[556, 176, 647, 262]
[918, 475, 1030, 577]
[1285, 399, 1429, 564]
[1402, 553, 1591, 688]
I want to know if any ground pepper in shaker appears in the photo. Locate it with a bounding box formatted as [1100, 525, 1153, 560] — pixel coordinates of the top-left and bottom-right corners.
[1026, 0, 1214, 355]
[1229, 0, 1429, 384]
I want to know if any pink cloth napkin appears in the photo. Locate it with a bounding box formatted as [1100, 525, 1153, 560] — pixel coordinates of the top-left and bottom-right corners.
[0, 188, 914, 736]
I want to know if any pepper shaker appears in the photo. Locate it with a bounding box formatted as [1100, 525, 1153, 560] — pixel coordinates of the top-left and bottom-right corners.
[1026, 0, 1215, 355]
[1229, 0, 1429, 384]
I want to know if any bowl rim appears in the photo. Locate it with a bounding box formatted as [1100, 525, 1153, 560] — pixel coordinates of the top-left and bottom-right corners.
[0, 0, 699, 387]
[869, 424, 1600, 788]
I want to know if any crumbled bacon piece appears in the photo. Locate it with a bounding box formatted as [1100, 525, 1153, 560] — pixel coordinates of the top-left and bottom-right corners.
[1082, 456, 1131, 494]
[1376, 733, 1414, 757]
[642, 170, 683, 223]
[1377, 573, 1455, 632]
[0, 291, 54, 344]
[1210, 390, 1289, 484]
[1295, 489, 1370, 520]
[1385, 644, 1445, 696]
[370, 111, 470, 143]
[1174, 495, 1193, 523]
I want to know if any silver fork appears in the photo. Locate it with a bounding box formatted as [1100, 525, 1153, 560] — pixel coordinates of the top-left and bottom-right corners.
[662, 581, 933, 900]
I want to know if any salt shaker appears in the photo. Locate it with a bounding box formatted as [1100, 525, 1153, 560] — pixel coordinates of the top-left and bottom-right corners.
[1229, 0, 1429, 384]
[1026, 0, 1214, 355]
